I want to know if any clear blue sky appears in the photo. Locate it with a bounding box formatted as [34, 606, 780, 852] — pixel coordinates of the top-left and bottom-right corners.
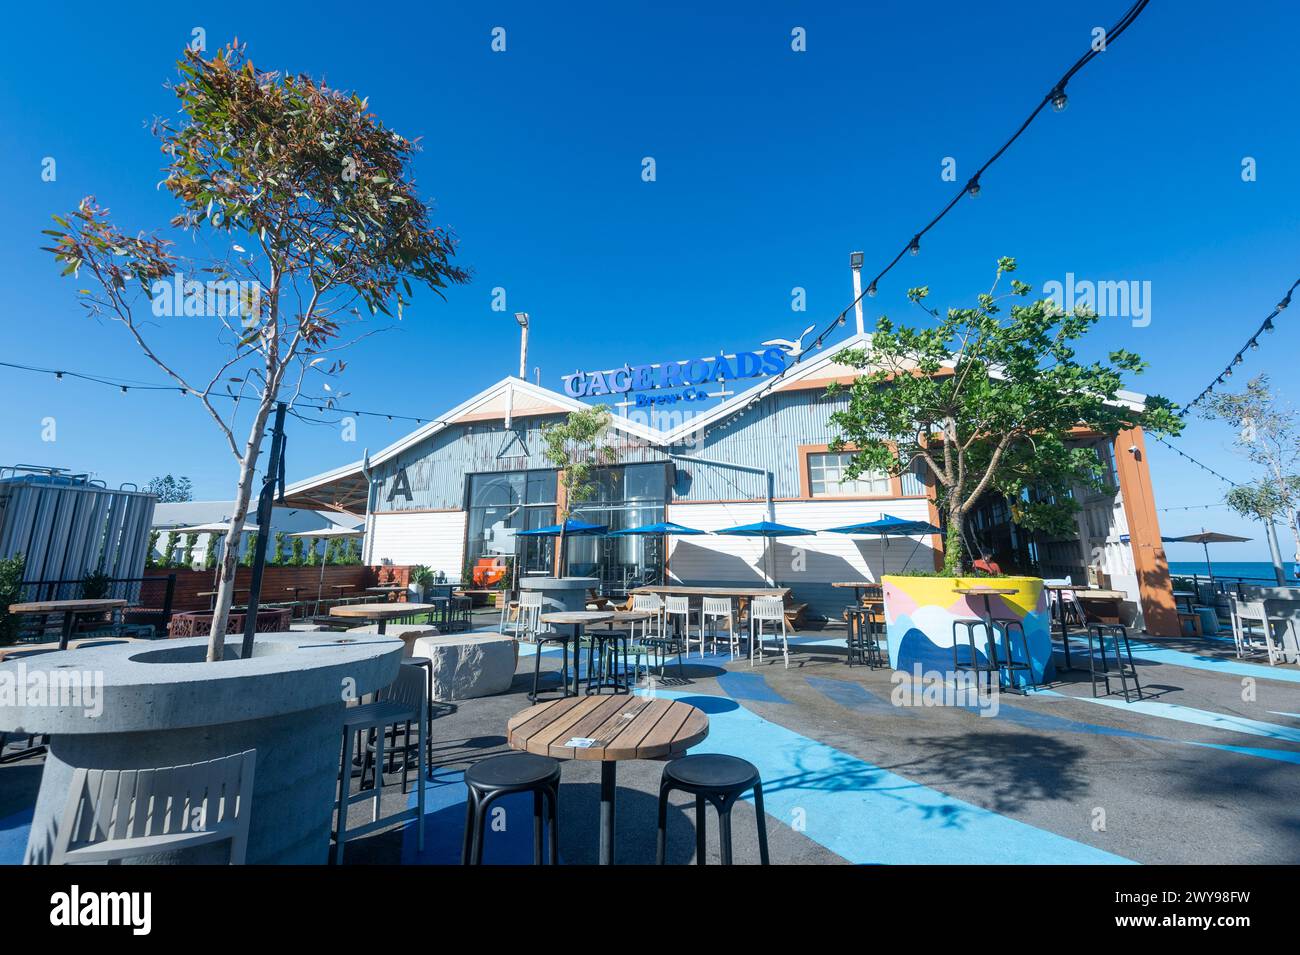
[2, 1, 1298, 560]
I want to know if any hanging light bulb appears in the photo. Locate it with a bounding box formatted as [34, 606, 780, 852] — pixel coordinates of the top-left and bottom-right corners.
[1250, 339, 1260, 350]
[967, 177, 981, 198]
[1264, 318, 1276, 333]
[1278, 293, 1291, 310]
[867, 281, 878, 297]
[1049, 87, 1068, 112]
[908, 236, 921, 256]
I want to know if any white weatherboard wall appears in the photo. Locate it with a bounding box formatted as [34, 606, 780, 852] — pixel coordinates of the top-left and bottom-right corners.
[366, 511, 466, 581]
[667, 499, 938, 619]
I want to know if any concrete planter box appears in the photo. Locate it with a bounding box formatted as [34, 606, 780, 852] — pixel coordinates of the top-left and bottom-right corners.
[519, 576, 599, 614]
[0, 631, 403, 864]
[881, 575, 1053, 685]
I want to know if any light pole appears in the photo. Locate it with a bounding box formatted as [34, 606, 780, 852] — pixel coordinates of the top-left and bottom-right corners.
[850, 252, 865, 335]
[515, 312, 529, 379]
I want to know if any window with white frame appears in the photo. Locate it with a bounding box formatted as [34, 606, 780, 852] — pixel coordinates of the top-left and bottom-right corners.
[807, 451, 891, 496]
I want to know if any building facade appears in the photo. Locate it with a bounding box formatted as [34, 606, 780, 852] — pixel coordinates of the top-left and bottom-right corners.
[283, 335, 1177, 629]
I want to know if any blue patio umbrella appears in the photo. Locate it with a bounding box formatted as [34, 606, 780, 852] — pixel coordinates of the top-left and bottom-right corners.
[515, 518, 608, 536]
[610, 521, 707, 536]
[828, 514, 942, 573]
[714, 521, 817, 586]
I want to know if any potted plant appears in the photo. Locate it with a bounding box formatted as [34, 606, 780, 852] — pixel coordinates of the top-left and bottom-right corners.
[828, 258, 1181, 682]
[408, 564, 434, 601]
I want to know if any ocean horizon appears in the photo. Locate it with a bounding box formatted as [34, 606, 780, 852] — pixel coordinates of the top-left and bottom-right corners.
[1167, 560, 1300, 581]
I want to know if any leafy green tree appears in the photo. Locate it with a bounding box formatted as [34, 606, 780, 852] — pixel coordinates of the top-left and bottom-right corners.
[241, 533, 258, 567]
[1203, 375, 1300, 566]
[158, 531, 180, 569]
[204, 532, 220, 570]
[828, 257, 1181, 574]
[270, 531, 286, 566]
[183, 533, 199, 569]
[289, 538, 305, 567]
[0, 554, 26, 646]
[43, 41, 471, 661]
[145, 475, 194, 503]
[145, 530, 160, 569]
[541, 405, 613, 576]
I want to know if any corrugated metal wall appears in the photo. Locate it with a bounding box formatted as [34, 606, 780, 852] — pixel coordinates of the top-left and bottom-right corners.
[668, 498, 937, 617]
[370, 416, 669, 511]
[0, 478, 156, 598]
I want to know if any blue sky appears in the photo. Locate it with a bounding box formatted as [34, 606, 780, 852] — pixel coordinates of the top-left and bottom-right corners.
[2, 1, 1298, 560]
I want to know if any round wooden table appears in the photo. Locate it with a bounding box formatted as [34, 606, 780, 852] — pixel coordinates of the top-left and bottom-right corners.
[7, 598, 128, 651]
[328, 602, 441, 634]
[508, 694, 709, 864]
[541, 611, 613, 697]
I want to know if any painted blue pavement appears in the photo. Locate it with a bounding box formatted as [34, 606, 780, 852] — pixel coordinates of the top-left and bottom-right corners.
[716, 671, 790, 704]
[1120, 639, 1300, 684]
[1034, 688, 1300, 744]
[0, 808, 31, 865]
[661, 688, 1131, 864]
[400, 767, 553, 864]
[805, 676, 917, 716]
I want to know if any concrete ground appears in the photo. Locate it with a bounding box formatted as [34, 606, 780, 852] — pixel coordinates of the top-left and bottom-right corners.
[4, 612, 1300, 864]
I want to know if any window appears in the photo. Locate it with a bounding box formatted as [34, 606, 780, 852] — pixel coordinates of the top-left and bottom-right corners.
[465, 470, 557, 576]
[807, 451, 891, 497]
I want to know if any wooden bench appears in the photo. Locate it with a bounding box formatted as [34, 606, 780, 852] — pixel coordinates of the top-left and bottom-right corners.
[1177, 611, 1203, 637]
[784, 602, 809, 631]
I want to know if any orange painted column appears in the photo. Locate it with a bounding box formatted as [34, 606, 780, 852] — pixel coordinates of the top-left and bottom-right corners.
[1114, 426, 1180, 637]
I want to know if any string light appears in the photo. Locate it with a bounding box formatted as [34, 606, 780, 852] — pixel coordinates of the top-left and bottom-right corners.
[1181, 276, 1300, 416]
[966, 177, 981, 198]
[1149, 433, 1239, 488]
[697, 0, 1153, 441]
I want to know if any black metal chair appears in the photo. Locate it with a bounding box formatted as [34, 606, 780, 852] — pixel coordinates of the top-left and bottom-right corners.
[462, 752, 560, 865]
[657, 754, 769, 865]
[845, 607, 884, 667]
[1087, 623, 1142, 702]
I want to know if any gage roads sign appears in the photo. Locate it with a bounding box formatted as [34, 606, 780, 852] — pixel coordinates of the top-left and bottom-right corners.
[561, 345, 792, 407]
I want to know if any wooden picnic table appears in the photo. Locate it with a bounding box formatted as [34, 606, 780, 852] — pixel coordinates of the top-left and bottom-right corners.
[831, 581, 883, 604]
[328, 602, 442, 635]
[7, 598, 128, 651]
[508, 694, 709, 865]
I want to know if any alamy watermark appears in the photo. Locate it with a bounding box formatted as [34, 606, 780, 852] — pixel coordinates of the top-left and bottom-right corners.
[1043, 272, 1151, 328]
[0, 663, 103, 718]
[150, 271, 262, 325]
[890, 664, 1001, 717]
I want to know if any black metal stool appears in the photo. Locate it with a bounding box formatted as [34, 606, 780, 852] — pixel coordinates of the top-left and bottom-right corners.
[952, 618, 999, 690]
[656, 754, 770, 865]
[991, 619, 1035, 691]
[1087, 623, 1142, 702]
[845, 606, 884, 667]
[529, 629, 576, 702]
[462, 752, 560, 865]
[586, 628, 631, 694]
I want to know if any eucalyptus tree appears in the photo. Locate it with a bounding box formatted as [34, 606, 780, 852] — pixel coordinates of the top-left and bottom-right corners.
[43, 41, 470, 659]
[828, 257, 1180, 574]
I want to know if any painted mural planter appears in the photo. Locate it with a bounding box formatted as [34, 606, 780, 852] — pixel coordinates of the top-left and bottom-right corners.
[881, 575, 1053, 686]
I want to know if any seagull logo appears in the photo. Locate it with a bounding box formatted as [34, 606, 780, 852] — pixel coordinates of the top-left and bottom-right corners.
[761, 324, 816, 357]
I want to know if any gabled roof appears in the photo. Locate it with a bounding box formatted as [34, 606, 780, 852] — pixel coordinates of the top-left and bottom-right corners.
[282, 334, 1151, 513]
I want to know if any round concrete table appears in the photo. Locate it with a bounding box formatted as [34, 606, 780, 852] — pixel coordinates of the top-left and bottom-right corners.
[7, 598, 128, 651]
[329, 602, 441, 634]
[541, 611, 613, 696]
[508, 695, 708, 864]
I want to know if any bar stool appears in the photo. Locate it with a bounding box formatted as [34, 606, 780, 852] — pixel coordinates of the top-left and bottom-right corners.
[951, 618, 998, 690]
[656, 754, 769, 865]
[462, 752, 561, 865]
[529, 629, 577, 702]
[666, 595, 704, 657]
[332, 664, 427, 864]
[845, 606, 884, 667]
[1087, 623, 1142, 702]
[991, 619, 1035, 690]
[586, 628, 631, 695]
[749, 596, 789, 668]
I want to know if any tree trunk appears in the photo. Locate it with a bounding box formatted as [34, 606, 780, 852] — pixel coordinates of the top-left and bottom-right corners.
[556, 526, 567, 578]
[206, 401, 274, 661]
[943, 509, 965, 576]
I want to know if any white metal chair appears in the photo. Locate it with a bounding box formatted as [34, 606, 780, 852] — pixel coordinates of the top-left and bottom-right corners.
[631, 593, 666, 638]
[665, 595, 704, 657]
[702, 596, 739, 657]
[1227, 594, 1286, 665]
[502, 589, 544, 641]
[749, 596, 789, 668]
[47, 749, 256, 864]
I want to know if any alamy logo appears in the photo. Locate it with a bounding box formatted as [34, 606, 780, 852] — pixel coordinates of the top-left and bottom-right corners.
[150, 271, 262, 324]
[49, 885, 151, 935]
[0, 663, 103, 718]
[1042, 272, 1151, 328]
